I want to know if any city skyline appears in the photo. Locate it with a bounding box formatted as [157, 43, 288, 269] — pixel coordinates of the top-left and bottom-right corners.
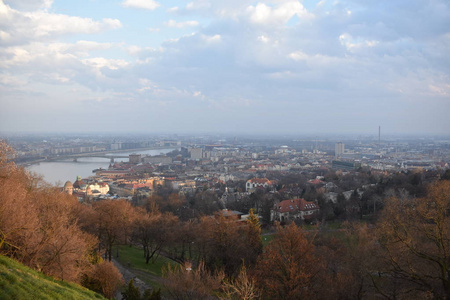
[1, 0, 449, 135]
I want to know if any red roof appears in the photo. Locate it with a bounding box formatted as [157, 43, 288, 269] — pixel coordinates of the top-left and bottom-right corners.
[308, 179, 324, 185]
[274, 199, 319, 213]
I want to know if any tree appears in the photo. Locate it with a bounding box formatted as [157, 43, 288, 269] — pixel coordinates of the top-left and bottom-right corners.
[0, 153, 97, 282]
[243, 209, 263, 266]
[88, 260, 124, 299]
[92, 199, 136, 261]
[314, 222, 377, 300]
[0, 141, 125, 292]
[375, 181, 450, 299]
[143, 288, 161, 300]
[22, 189, 98, 282]
[254, 223, 321, 299]
[122, 279, 141, 300]
[132, 207, 178, 264]
[222, 265, 260, 300]
[200, 215, 262, 276]
[162, 261, 224, 300]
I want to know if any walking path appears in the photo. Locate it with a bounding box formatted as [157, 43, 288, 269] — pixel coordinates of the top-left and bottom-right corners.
[112, 258, 153, 299]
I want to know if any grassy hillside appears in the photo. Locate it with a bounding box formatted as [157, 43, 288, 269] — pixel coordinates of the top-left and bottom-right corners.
[0, 255, 106, 300]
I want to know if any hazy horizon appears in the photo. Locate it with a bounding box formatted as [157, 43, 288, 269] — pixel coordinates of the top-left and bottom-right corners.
[1, 0, 449, 135]
[2, 130, 450, 141]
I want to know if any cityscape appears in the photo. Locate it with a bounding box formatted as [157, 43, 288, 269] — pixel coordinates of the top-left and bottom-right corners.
[4, 131, 450, 211]
[1, 0, 449, 298]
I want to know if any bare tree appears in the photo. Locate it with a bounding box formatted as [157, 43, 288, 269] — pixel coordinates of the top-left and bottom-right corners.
[375, 181, 450, 299]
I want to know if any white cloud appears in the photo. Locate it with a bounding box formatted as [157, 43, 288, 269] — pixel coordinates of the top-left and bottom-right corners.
[26, 13, 122, 38]
[82, 57, 129, 71]
[201, 34, 221, 43]
[429, 83, 450, 97]
[102, 18, 122, 29]
[4, 0, 53, 11]
[258, 35, 270, 43]
[339, 33, 379, 52]
[246, 1, 313, 26]
[165, 19, 199, 28]
[167, 6, 178, 13]
[288, 50, 308, 61]
[186, 1, 211, 11]
[0, 3, 122, 46]
[122, 0, 160, 10]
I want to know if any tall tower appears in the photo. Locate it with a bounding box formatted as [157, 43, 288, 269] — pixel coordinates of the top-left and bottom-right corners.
[378, 126, 381, 144]
[335, 142, 345, 158]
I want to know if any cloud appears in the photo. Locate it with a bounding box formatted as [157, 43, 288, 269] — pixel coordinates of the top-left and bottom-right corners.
[167, 7, 178, 13]
[0, 2, 122, 45]
[339, 33, 379, 52]
[122, 0, 160, 10]
[3, 0, 53, 11]
[164, 19, 199, 28]
[1, 0, 450, 134]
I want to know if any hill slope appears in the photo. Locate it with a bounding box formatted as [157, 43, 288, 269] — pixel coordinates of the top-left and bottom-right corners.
[0, 255, 106, 300]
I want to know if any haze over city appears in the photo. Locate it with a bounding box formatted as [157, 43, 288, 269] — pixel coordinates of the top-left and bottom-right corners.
[1, 0, 449, 135]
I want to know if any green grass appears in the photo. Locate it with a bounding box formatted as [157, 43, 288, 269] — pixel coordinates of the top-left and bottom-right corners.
[115, 245, 176, 290]
[116, 245, 175, 277]
[0, 255, 105, 300]
[261, 234, 275, 247]
[319, 220, 343, 230]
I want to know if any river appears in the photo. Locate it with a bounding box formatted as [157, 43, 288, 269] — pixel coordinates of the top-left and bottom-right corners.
[26, 148, 175, 186]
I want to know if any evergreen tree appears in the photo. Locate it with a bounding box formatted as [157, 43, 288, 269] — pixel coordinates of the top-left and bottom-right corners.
[122, 279, 141, 300]
[143, 288, 161, 300]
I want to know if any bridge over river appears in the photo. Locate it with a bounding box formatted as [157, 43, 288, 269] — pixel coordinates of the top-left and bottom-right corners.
[42, 146, 172, 163]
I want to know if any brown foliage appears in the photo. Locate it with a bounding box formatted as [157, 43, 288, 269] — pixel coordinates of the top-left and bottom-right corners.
[91, 199, 137, 261]
[88, 260, 124, 299]
[0, 166, 40, 256]
[197, 215, 262, 276]
[314, 223, 377, 300]
[167, 219, 201, 263]
[132, 207, 179, 264]
[163, 261, 224, 300]
[375, 180, 450, 299]
[0, 141, 112, 285]
[0, 152, 97, 282]
[254, 223, 321, 299]
[221, 265, 260, 300]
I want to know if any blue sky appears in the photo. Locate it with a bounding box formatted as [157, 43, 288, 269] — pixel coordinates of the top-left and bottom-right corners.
[1, 0, 449, 135]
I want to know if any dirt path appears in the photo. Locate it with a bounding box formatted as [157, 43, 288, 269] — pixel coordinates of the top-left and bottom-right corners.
[112, 258, 153, 299]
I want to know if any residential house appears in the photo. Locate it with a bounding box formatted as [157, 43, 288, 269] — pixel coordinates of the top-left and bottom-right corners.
[246, 177, 274, 192]
[271, 198, 320, 222]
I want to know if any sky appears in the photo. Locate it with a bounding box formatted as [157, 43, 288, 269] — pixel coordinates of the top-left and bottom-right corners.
[0, 0, 449, 136]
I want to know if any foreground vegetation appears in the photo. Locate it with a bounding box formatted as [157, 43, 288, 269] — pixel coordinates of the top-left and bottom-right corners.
[0, 255, 105, 300]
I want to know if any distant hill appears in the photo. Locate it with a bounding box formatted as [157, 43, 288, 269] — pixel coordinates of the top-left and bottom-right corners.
[0, 255, 106, 300]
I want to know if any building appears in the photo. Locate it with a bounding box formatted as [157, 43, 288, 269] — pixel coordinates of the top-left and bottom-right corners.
[63, 181, 73, 195]
[189, 148, 203, 160]
[271, 198, 320, 222]
[129, 154, 141, 164]
[246, 178, 274, 192]
[142, 155, 173, 165]
[335, 142, 345, 158]
[88, 182, 110, 195]
[332, 160, 361, 170]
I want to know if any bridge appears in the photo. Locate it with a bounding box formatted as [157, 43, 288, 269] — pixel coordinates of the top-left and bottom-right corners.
[43, 146, 173, 163]
[44, 154, 129, 163]
[71, 155, 129, 163]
